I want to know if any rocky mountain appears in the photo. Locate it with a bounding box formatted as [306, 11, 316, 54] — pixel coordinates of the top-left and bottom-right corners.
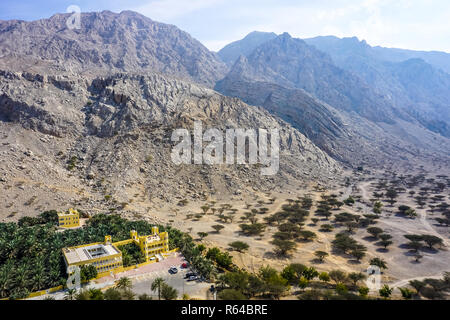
[304, 36, 450, 137]
[306, 35, 450, 74]
[0, 10, 227, 87]
[215, 62, 449, 167]
[215, 33, 450, 166]
[0, 70, 341, 218]
[217, 31, 277, 66]
[0, 11, 448, 220]
[217, 33, 406, 124]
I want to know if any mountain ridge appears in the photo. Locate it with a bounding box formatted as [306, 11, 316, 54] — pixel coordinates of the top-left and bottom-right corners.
[0, 10, 228, 87]
[304, 35, 450, 137]
[215, 32, 450, 166]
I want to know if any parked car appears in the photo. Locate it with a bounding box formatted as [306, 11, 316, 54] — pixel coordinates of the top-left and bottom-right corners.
[184, 272, 196, 279]
[168, 267, 178, 274]
[181, 263, 188, 269]
[187, 275, 199, 281]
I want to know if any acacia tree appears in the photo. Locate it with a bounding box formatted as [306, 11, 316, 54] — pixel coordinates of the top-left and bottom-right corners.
[421, 235, 443, 249]
[228, 241, 249, 253]
[350, 246, 367, 261]
[378, 233, 393, 249]
[399, 287, 413, 300]
[314, 251, 328, 262]
[271, 239, 296, 256]
[211, 225, 225, 234]
[329, 270, 347, 285]
[348, 272, 367, 287]
[385, 188, 398, 206]
[299, 230, 317, 241]
[373, 201, 383, 214]
[200, 205, 210, 214]
[197, 232, 209, 240]
[367, 227, 383, 239]
[369, 257, 387, 271]
[319, 272, 330, 284]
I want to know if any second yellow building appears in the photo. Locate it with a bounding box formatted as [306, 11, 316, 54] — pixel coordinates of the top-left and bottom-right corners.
[58, 208, 80, 228]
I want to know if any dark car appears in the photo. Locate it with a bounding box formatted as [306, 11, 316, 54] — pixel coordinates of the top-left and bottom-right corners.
[168, 267, 178, 274]
[187, 275, 199, 281]
[184, 272, 196, 279]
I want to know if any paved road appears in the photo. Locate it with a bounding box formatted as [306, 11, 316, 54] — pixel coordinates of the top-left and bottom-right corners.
[131, 268, 210, 299]
[390, 273, 445, 289]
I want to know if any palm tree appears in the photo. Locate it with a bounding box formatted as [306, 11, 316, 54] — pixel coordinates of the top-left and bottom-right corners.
[216, 274, 227, 290]
[0, 268, 11, 298]
[64, 288, 77, 300]
[32, 273, 45, 292]
[31, 260, 46, 291]
[151, 277, 165, 300]
[13, 264, 28, 290]
[115, 277, 132, 290]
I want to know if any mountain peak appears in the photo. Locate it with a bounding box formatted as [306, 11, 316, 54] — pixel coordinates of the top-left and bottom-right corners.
[0, 11, 227, 86]
[218, 31, 277, 65]
[245, 31, 277, 38]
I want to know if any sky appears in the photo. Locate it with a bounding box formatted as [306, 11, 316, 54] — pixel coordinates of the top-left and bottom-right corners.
[0, 0, 449, 53]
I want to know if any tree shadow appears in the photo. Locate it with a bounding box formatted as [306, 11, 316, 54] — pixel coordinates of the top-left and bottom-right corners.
[420, 247, 439, 254]
[347, 259, 362, 265]
[263, 251, 292, 260]
[402, 250, 420, 257]
[310, 258, 324, 265]
[296, 239, 314, 244]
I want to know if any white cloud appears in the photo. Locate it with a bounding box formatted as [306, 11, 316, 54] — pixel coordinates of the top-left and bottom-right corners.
[129, 0, 450, 53]
[202, 39, 234, 52]
[133, 0, 225, 21]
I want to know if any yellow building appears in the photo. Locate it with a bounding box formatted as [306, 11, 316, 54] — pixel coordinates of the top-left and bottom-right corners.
[58, 208, 80, 228]
[62, 227, 170, 277]
[62, 236, 124, 277]
[130, 227, 170, 261]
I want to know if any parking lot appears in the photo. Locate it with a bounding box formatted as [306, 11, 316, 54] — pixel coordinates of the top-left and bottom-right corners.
[95, 252, 185, 284]
[131, 266, 211, 299]
[96, 252, 211, 299]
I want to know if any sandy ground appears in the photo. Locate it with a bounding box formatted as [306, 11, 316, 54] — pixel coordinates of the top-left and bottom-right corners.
[27, 169, 450, 299]
[138, 171, 449, 297]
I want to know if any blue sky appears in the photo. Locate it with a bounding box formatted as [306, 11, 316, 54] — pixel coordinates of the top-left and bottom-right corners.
[0, 0, 449, 53]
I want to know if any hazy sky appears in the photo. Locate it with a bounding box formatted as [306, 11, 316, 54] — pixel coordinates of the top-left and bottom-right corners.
[0, 0, 449, 52]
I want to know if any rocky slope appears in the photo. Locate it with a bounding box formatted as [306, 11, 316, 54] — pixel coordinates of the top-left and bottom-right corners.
[217, 31, 277, 66]
[215, 65, 450, 167]
[217, 33, 405, 124]
[304, 36, 450, 137]
[215, 33, 450, 167]
[0, 10, 227, 87]
[305, 35, 450, 74]
[0, 70, 341, 219]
